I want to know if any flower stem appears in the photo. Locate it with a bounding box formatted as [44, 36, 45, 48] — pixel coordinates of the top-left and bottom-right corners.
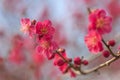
[102, 39, 117, 57]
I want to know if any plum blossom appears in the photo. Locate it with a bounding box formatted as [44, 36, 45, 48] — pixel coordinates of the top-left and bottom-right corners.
[36, 20, 55, 40]
[20, 18, 31, 33]
[20, 18, 35, 36]
[88, 9, 112, 34]
[36, 39, 58, 60]
[85, 30, 103, 54]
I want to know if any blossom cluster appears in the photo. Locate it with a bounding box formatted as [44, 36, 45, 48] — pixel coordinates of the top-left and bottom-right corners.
[21, 18, 89, 77]
[20, 9, 116, 77]
[85, 9, 113, 55]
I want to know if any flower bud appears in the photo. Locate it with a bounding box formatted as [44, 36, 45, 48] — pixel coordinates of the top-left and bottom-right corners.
[56, 59, 65, 66]
[74, 57, 81, 65]
[102, 50, 110, 58]
[82, 60, 88, 65]
[107, 40, 116, 47]
[68, 58, 72, 62]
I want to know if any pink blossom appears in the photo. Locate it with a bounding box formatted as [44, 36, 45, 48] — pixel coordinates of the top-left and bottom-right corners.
[20, 18, 31, 33]
[20, 18, 35, 37]
[85, 31, 103, 54]
[36, 20, 55, 40]
[36, 39, 58, 60]
[12, 34, 24, 49]
[8, 48, 25, 64]
[107, 0, 120, 19]
[88, 9, 112, 34]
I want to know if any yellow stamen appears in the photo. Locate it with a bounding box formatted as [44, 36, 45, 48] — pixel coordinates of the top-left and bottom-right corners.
[96, 18, 104, 28]
[41, 41, 50, 49]
[41, 28, 48, 35]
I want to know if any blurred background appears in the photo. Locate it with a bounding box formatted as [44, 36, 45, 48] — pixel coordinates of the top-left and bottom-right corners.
[0, 0, 120, 80]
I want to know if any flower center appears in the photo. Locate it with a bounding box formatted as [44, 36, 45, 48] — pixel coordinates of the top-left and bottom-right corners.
[41, 41, 50, 49]
[96, 18, 104, 28]
[41, 28, 48, 35]
[21, 25, 30, 32]
[91, 37, 97, 45]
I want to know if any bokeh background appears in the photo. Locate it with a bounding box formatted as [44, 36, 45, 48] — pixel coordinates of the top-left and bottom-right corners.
[0, 0, 120, 80]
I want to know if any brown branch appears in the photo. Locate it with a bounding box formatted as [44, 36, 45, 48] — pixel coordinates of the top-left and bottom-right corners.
[79, 54, 120, 74]
[54, 8, 120, 75]
[56, 48, 120, 75]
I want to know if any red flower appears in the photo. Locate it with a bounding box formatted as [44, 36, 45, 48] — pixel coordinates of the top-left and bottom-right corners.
[20, 18, 35, 37]
[20, 18, 31, 33]
[36, 39, 58, 60]
[36, 20, 55, 40]
[88, 9, 112, 34]
[85, 31, 103, 54]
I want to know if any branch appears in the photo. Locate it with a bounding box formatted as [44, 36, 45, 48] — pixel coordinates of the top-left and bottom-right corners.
[56, 48, 120, 75]
[79, 52, 120, 74]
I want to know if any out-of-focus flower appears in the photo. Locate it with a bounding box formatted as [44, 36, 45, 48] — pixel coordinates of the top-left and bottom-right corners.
[12, 34, 24, 48]
[8, 48, 25, 64]
[88, 9, 112, 34]
[85, 30, 103, 54]
[107, 0, 120, 19]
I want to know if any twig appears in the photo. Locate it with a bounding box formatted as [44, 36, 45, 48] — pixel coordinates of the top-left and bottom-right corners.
[56, 48, 120, 75]
[102, 39, 117, 57]
[87, 8, 92, 14]
[79, 54, 120, 74]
